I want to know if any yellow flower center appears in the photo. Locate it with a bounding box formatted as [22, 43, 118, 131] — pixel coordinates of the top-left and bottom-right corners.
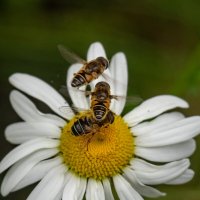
[59, 112, 134, 180]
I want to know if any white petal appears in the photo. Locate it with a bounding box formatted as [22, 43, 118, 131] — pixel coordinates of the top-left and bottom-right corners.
[132, 112, 184, 136]
[123, 95, 189, 127]
[9, 73, 73, 119]
[54, 193, 62, 200]
[77, 177, 87, 200]
[1, 149, 58, 196]
[87, 42, 107, 61]
[67, 63, 89, 109]
[109, 52, 128, 115]
[62, 174, 77, 200]
[86, 179, 105, 200]
[27, 164, 67, 200]
[5, 122, 61, 144]
[62, 173, 86, 200]
[165, 169, 194, 185]
[136, 116, 200, 147]
[10, 90, 66, 127]
[135, 139, 196, 162]
[51, 172, 71, 200]
[13, 156, 62, 191]
[113, 174, 143, 200]
[130, 158, 190, 185]
[0, 138, 59, 173]
[123, 168, 166, 198]
[102, 179, 114, 200]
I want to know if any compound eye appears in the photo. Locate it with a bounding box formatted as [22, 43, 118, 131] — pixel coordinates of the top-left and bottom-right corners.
[96, 57, 109, 69]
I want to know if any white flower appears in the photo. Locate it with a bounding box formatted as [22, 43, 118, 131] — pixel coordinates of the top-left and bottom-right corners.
[0, 42, 200, 200]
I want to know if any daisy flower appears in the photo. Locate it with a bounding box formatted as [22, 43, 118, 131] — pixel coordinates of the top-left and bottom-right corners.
[1, 42, 200, 200]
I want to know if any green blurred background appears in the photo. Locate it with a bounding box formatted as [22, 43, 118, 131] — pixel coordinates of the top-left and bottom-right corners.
[0, 0, 200, 199]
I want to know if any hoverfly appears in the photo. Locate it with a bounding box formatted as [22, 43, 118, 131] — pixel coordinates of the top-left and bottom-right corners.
[70, 110, 115, 151]
[62, 81, 117, 122]
[71, 110, 115, 137]
[58, 44, 109, 88]
[60, 81, 141, 122]
[71, 115, 97, 136]
[90, 81, 117, 122]
[60, 81, 117, 137]
[60, 80, 142, 138]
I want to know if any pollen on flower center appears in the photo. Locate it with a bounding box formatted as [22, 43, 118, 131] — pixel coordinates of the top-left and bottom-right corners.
[59, 112, 134, 180]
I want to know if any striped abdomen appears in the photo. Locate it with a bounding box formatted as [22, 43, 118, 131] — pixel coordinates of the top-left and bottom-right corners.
[71, 117, 93, 136]
[71, 72, 87, 88]
[98, 110, 115, 126]
[92, 103, 108, 121]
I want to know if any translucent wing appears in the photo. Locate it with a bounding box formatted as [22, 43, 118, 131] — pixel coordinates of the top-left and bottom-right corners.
[57, 44, 86, 64]
[59, 85, 92, 98]
[59, 85, 70, 99]
[59, 105, 91, 115]
[101, 73, 142, 105]
[71, 105, 91, 113]
[101, 73, 127, 90]
[59, 105, 75, 115]
[110, 95, 143, 104]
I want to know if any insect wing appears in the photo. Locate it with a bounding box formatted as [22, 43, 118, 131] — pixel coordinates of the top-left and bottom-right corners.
[60, 85, 92, 98]
[101, 73, 142, 105]
[57, 44, 86, 64]
[59, 104, 91, 115]
[101, 73, 128, 92]
[59, 105, 75, 115]
[110, 95, 143, 105]
[70, 105, 91, 114]
[70, 88, 92, 97]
